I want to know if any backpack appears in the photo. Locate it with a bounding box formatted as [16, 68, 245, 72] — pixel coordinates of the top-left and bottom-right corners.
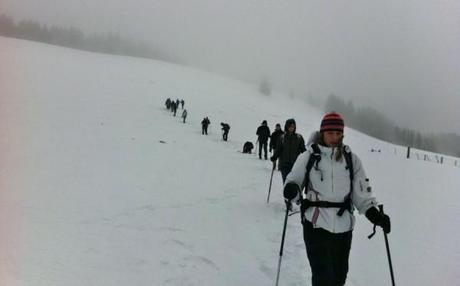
[242, 141, 254, 153]
[300, 143, 354, 218]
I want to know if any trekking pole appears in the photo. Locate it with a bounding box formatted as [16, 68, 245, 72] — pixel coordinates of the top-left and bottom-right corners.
[275, 205, 290, 286]
[368, 205, 396, 286]
[380, 205, 396, 286]
[266, 163, 276, 203]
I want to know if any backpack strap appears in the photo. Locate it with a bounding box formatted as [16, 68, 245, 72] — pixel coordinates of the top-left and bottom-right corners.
[304, 144, 321, 185]
[343, 145, 354, 181]
[300, 144, 321, 221]
[337, 145, 354, 216]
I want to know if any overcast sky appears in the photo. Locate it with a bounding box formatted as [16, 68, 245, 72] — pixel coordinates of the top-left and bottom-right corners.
[2, 0, 459, 134]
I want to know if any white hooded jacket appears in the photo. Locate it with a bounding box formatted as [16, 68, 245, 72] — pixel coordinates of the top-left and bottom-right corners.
[285, 144, 378, 233]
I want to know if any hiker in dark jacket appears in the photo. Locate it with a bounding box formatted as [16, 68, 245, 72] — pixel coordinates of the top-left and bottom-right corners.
[181, 109, 187, 123]
[269, 123, 284, 153]
[165, 98, 172, 110]
[221, 123, 230, 141]
[256, 120, 271, 159]
[170, 101, 177, 116]
[201, 117, 210, 135]
[180, 99, 185, 109]
[270, 118, 306, 182]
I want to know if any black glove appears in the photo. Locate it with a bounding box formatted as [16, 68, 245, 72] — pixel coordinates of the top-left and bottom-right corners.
[365, 207, 391, 234]
[283, 183, 300, 201]
[270, 156, 277, 162]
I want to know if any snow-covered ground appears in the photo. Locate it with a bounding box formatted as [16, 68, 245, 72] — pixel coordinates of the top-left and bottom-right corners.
[1, 36, 459, 285]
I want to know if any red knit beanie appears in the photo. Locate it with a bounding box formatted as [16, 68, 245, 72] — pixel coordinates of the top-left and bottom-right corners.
[320, 112, 344, 132]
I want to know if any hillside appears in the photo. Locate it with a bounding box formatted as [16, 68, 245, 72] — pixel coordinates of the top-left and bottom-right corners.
[1, 36, 459, 285]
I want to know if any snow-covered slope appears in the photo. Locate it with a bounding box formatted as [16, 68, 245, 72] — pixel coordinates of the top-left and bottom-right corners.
[1, 37, 459, 286]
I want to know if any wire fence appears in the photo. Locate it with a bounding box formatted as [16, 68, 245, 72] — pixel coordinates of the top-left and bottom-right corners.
[372, 145, 460, 167]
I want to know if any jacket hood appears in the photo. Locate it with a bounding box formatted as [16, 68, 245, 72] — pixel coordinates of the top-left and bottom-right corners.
[284, 119, 296, 132]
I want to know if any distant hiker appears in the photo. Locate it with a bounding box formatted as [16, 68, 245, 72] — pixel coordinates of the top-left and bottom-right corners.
[256, 120, 271, 159]
[242, 141, 254, 154]
[171, 102, 177, 116]
[270, 118, 306, 183]
[180, 99, 185, 109]
[165, 98, 172, 110]
[269, 123, 284, 153]
[283, 112, 391, 286]
[176, 99, 180, 108]
[181, 109, 188, 123]
[201, 117, 211, 135]
[221, 123, 230, 141]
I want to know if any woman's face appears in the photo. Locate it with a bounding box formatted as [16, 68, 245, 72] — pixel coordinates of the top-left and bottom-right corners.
[323, 131, 343, 147]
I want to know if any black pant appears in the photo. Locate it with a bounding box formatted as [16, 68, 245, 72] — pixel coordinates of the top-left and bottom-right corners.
[258, 140, 267, 159]
[279, 163, 294, 183]
[303, 220, 352, 286]
[202, 126, 208, 135]
[223, 132, 228, 141]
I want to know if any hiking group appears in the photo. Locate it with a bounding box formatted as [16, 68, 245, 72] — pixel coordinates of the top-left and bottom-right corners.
[163, 99, 392, 286]
[165, 98, 185, 118]
[164, 97, 230, 142]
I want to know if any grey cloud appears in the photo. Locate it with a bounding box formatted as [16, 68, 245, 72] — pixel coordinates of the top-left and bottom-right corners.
[2, 0, 459, 134]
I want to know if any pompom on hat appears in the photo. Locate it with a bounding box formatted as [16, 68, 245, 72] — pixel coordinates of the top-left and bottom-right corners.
[320, 112, 344, 133]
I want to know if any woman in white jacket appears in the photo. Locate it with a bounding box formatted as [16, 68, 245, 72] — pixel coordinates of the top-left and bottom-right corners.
[283, 112, 391, 286]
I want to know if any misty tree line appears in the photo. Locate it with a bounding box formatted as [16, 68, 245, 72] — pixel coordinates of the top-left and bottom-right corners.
[324, 94, 460, 157]
[0, 14, 180, 63]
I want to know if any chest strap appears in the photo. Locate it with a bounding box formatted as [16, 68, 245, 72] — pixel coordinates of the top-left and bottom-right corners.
[301, 197, 352, 216]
